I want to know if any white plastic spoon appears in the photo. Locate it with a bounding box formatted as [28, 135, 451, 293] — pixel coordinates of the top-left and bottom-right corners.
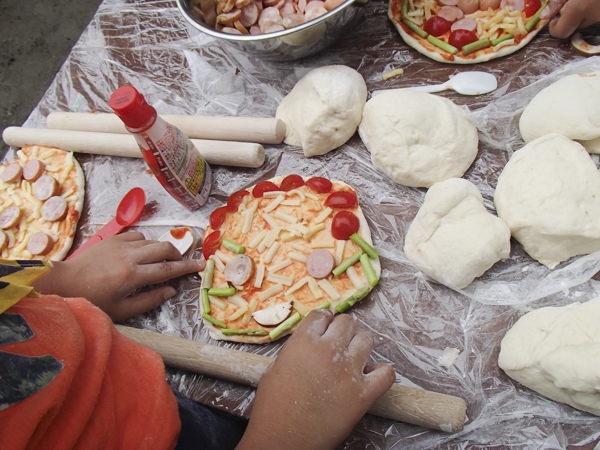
[372, 71, 497, 96]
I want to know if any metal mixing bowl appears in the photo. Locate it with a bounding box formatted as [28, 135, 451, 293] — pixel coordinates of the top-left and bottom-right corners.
[176, 0, 370, 61]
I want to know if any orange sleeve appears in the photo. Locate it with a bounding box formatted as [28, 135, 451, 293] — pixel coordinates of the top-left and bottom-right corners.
[0, 295, 180, 450]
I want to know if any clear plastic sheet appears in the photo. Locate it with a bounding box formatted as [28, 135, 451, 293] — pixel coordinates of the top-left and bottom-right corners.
[6, 0, 600, 445]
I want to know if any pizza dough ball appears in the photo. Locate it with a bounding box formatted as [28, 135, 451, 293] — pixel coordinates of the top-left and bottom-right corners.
[498, 297, 600, 417]
[276, 65, 367, 158]
[519, 72, 600, 154]
[494, 133, 600, 269]
[404, 178, 510, 289]
[358, 90, 478, 188]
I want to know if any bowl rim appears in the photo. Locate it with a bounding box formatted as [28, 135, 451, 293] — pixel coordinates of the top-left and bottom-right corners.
[176, 0, 364, 41]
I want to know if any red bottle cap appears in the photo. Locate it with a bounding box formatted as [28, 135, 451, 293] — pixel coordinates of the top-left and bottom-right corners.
[109, 85, 157, 130]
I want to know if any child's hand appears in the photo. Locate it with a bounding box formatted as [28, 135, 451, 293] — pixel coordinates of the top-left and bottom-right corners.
[32, 232, 205, 320]
[541, 0, 600, 38]
[237, 309, 395, 450]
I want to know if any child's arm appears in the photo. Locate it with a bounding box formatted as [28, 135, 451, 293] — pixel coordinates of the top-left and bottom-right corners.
[540, 0, 600, 38]
[32, 232, 205, 320]
[236, 309, 395, 450]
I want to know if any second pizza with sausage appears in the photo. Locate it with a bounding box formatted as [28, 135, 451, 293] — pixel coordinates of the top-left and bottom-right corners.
[200, 175, 381, 343]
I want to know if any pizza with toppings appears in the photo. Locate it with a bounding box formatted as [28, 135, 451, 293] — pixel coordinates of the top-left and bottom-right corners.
[389, 0, 549, 63]
[0, 145, 84, 261]
[200, 175, 381, 343]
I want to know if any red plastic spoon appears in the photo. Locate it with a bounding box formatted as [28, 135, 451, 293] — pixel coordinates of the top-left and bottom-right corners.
[67, 187, 146, 259]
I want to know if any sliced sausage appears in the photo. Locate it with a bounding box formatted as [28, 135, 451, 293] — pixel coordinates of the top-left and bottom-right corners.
[438, 0, 459, 5]
[0, 206, 21, 229]
[33, 175, 59, 201]
[1, 164, 23, 184]
[240, 2, 259, 26]
[23, 159, 46, 182]
[0, 230, 7, 252]
[27, 232, 55, 256]
[298, 0, 307, 13]
[222, 26, 243, 33]
[283, 13, 305, 27]
[480, 0, 501, 8]
[252, 302, 292, 326]
[224, 254, 254, 285]
[500, 0, 524, 11]
[457, 0, 480, 14]
[263, 0, 281, 6]
[279, 1, 296, 16]
[451, 17, 477, 31]
[438, 6, 464, 22]
[258, 7, 282, 28]
[304, 6, 327, 20]
[250, 24, 262, 33]
[306, 249, 335, 279]
[306, 0, 326, 9]
[41, 196, 68, 222]
[324, 0, 346, 10]
[233, 19, 250, 33]
[217, 8, 242, 24]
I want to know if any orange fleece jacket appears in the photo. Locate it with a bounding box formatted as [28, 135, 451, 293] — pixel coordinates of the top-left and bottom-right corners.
[0, 295, 180, 450]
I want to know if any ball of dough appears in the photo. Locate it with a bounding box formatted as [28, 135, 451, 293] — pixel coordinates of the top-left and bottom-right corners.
[404, 178, 511, 289]
[276, 65, 367, 158]
[494, 133, 600, 269]
[498, 297, 600, 417]
[358, 90, 478, 188]
[519, 72, 600, 154]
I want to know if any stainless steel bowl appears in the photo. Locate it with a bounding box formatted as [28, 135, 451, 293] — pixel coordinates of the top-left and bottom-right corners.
[176, 0, 370, 61]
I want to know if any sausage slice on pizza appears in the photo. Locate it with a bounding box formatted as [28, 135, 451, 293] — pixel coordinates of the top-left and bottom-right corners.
[0, 145, 84, 260]
[200, 175, 381, 343]
[389, 0, 549, 63]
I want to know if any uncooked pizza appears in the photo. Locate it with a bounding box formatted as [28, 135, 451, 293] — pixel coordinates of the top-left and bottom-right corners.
[389, 0, 549, 63]
[0, 145, 84, 261]
[200, 175, 381, 343]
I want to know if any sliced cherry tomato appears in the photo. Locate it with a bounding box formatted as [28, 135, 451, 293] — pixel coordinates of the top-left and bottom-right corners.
[324, 191, 357, 209]
[209, 206, 229, 230]
[331, 211, 360, 240]
[226, 190, 250, 212]
[449, 29, 478, 50]
[305, 177, 332, 194]
[202, 231, 221, 260]
[423, 16, 451, 37]
[280, 174, 305, 191]
[252, 181, 280, 198]
[524, 0, 541, 17]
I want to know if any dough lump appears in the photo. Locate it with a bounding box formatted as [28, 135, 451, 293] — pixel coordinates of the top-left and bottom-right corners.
[404, 178, 510, 289]
[498, 297, 600, 417]
[276, 65, 367, 158]
[519, 72, 600, 154]
[494, 133, 600, 269]
[358, 90, 478, 188]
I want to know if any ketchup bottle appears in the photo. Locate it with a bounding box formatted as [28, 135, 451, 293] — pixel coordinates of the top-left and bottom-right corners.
[109, 86, 212, 210]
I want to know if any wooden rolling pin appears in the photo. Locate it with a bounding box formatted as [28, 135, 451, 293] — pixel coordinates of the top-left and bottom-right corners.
[47, 112, 286, 145]
[2, 127, 265, 168]
[116, 325, 467, 432]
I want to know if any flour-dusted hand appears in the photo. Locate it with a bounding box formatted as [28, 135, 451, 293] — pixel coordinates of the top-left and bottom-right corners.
[32, 232, 205, 320]
[541, 0, 600, 38]
[236, 309, 395, 450]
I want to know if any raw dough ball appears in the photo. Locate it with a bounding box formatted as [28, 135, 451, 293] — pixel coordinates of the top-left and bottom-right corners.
[520, 72, 600, 154]
[276, 65, 367, 158]
[494, 133, 600, 269]
[498, 297, 600, 417]
[358, 90, 478, 188]
[404, 178, 510, 289]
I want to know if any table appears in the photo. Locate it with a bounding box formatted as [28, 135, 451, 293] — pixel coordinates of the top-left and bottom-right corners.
[12, 0, 600, 446]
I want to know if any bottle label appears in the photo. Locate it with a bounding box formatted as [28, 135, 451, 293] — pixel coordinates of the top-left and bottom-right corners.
[134, 118, 212, 210]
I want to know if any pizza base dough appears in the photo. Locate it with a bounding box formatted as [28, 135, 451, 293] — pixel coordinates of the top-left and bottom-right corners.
[404, 178, 510, 289]
[388, 1, 547, 64]
[498, 297, 600, 417]
[276, 66, 367, 158]
[358, 90, 478, 188]
[519, 72, 600, 154]
[494, 133, 600, 269]
[201, 176, 381, 344]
